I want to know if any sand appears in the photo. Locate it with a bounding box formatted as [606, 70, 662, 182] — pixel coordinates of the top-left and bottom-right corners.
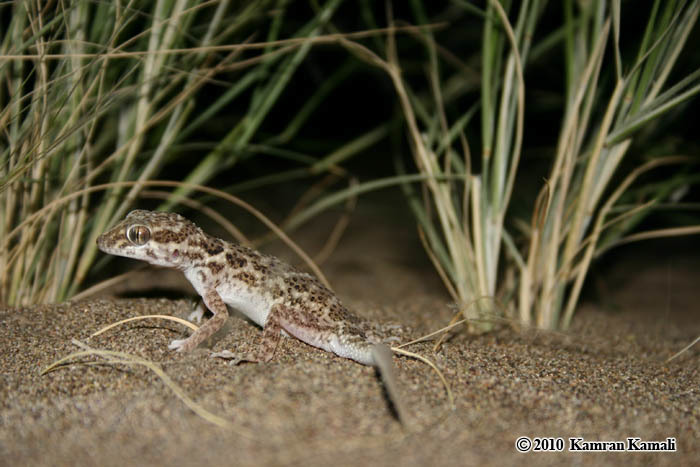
[1, 207, 697, 466]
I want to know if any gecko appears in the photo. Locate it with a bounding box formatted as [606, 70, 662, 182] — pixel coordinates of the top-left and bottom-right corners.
[96, 209, 407, 423]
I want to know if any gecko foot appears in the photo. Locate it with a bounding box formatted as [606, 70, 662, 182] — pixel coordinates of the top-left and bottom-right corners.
[169, 337, 197, 352]
[210, 350, 257, 365]
[187, 302, 206, 324]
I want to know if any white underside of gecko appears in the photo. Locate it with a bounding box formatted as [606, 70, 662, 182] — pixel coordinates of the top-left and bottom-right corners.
[185, 267, 270, 327]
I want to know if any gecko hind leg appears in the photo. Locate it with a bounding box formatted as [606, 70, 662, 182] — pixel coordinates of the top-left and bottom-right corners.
[211, 306, 283, 364]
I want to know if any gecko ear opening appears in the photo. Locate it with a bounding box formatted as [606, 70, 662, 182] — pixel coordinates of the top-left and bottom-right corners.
[126, 224, 151, 245]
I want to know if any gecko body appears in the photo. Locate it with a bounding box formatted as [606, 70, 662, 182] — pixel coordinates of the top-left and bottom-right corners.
[97, 210, 406, 422]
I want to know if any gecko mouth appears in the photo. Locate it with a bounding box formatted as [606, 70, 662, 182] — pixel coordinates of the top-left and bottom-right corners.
[96, 232, 115, 253]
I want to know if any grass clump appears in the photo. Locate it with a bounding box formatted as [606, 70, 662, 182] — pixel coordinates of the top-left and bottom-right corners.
[350, 0, 700, 330]
[2, 0, 698, 337]
[0, 0, 347, 305]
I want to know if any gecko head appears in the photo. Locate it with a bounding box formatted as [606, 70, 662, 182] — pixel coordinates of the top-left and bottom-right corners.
[96, 210, 211, 269]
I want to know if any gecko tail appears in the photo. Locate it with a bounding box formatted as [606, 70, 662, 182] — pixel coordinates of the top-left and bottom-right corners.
[371, 343, 408, 425]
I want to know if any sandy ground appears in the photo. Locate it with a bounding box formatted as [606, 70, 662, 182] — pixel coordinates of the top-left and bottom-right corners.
[1, 203, 698, 466]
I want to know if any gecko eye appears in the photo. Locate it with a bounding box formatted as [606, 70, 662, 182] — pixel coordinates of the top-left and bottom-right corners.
[126, 224, 151, 245]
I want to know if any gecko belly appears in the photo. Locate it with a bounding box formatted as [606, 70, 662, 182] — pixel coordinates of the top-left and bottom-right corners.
[218, 289, 271, 328]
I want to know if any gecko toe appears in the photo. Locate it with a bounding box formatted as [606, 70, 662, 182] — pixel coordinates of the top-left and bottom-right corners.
[210, 350, 236, 359]
[187, 302, 206, 324]
[169, 338, 189, 351]
[211, 349, 256, 365]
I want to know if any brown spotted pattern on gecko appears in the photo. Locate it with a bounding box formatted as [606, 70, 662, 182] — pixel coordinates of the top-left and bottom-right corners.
[97, 209, 407, 423]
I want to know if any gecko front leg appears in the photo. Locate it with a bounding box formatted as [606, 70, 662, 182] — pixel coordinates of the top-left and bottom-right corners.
[170, 289, 229, 352]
